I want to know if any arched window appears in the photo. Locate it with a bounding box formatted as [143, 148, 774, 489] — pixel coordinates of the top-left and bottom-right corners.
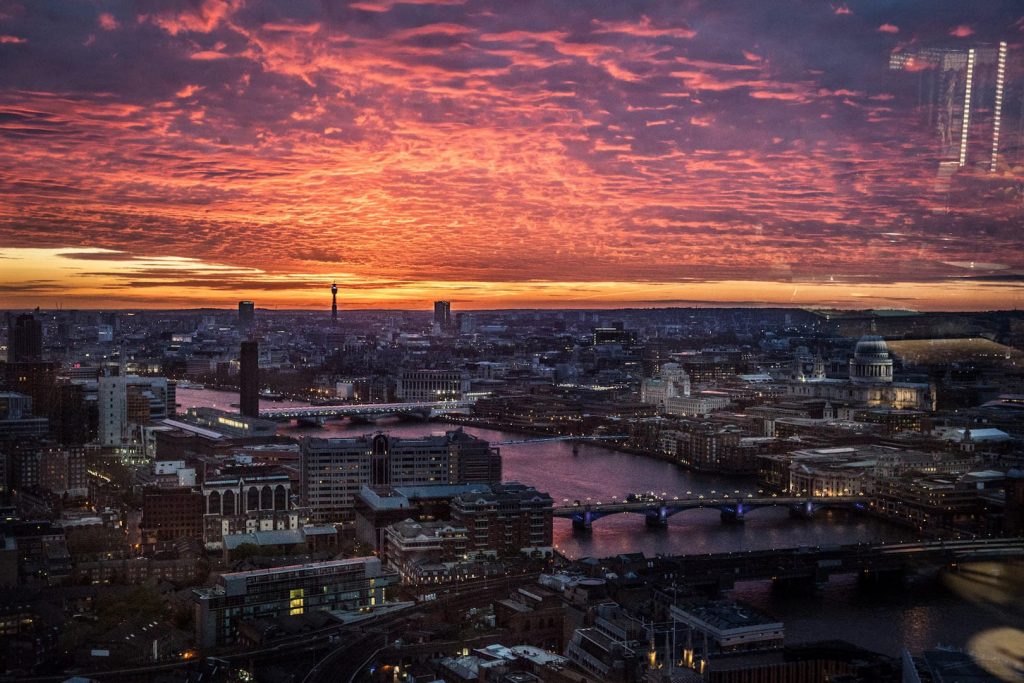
[207, 490, 221, 515]
[274, 485, 287, 510]
[247, 486, 260, 512]
[223, 490, 236, 515]
[261, 485, 273, 510]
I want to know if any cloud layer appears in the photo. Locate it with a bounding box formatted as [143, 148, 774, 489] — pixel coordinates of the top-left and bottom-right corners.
[1, 0, 1023, 309]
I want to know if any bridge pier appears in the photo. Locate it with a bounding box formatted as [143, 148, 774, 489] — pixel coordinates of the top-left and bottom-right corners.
[645, 507, 669, 528]
[571, 511, 593, 532]
[720, 503, 745, 524]
[789, 501, 815, 520]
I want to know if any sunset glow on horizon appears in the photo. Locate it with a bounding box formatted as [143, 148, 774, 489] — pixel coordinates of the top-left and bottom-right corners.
[2, 0, 1023, 311]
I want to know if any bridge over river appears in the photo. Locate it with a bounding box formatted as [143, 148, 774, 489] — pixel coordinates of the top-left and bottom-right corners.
[555, 494, 868, 529]
[642, 537, 1024, 591]
[259, 400, 473, 422]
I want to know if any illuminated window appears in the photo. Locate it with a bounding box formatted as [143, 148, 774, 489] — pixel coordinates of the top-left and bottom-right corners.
[289, 588, 305, 615]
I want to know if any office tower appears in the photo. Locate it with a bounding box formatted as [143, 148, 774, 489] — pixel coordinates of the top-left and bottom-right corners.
[7, 313, 43, 363]
[239, 340, 259, 418]
[331, 282, 338, 323]
[237, 301, 255, 330]
[433, 300, 451, 329]
[98, 371, 127, 447]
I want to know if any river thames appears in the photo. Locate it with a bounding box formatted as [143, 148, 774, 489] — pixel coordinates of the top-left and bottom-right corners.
[178, 389, 1023, 659]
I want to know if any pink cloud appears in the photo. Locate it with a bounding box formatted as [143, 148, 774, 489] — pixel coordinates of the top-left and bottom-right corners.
[949, 25, 974, 37]
[0, 35, 26, 43]
[834, 5, 852, 15]
[150, 0, 242, 36]
[877, 24, 900, 34]
[98, 13, 119, 30]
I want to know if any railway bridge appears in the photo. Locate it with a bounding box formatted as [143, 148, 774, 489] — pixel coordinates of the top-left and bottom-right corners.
[648, 537, 1024, 591]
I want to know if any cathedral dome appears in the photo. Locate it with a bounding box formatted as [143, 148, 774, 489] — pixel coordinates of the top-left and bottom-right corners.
[849, 335, 893, 383]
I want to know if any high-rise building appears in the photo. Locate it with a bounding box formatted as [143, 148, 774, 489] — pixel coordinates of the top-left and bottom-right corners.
[239, 340, 259, 418]
[98, 372, 128, 447]
[6, 314, 43, 363]
[98, 372, 176, 448]
[237, 301, 255, 330]
[433, 301, 451, 329]
[2, 361, 58, 420]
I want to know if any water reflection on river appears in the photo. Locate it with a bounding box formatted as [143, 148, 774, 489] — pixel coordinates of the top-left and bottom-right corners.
[286, 418, 916, 558]
[176, 389, 1018, 658]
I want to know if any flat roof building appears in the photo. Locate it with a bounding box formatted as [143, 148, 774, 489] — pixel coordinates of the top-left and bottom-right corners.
[192, 556, 397, 647]
[302, 430, 500, 524]
[671, 600, 784, 658]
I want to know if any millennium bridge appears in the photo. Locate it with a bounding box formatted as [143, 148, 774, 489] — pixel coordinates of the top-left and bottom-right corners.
[643, 537, 1024, 590]
[259, 400, 474, 422]
[493, 435, 629, 445]
[554, 494, 868, 530]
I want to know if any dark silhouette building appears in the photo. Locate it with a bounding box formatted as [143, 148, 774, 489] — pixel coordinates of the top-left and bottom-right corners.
[239, 341, 259, 418]
[237, 301, 255, 329]
[433, 300, 451, 329]
[7, 314, 42, 363]
[331, 282, 338, 323]
[1, 361, 58, 419]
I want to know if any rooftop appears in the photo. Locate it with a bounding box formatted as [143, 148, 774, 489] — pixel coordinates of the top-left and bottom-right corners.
[672, 600, 783, 632]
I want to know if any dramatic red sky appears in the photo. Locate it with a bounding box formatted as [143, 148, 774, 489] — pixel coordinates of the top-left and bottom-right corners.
[1, 0, 1023, 310]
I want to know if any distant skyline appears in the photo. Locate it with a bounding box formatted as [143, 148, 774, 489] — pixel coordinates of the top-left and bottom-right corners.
[2, 1, 1024, 311]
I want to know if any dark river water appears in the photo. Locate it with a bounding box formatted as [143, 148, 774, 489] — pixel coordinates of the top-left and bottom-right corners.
[177, 389, 1022, 661]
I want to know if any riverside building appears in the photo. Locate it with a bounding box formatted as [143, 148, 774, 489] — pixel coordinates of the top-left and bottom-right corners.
[301, 429, 500, 523]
